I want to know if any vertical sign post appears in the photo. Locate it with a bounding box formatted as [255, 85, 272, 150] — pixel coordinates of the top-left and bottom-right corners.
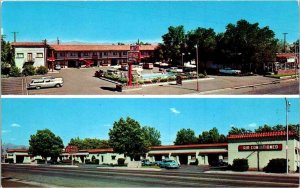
[127, 45, 141, 86]
[65, 145, 78, 166]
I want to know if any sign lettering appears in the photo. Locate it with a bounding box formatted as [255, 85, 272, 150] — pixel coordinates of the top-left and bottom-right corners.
[238, 144, 282, 151]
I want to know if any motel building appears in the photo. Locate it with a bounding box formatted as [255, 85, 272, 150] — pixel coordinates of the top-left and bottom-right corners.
[146, 143, 228, 165]
[12, 42, 157, 69]
[6, 131, 300, 172]
[228, 131, 300, 172]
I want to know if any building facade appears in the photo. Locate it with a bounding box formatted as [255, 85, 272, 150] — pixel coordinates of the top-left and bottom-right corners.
[147, 143, 228, 165]
[228, 131, 300, 172]
[12, 42, 48, 69]
[12, 42, 157, 69]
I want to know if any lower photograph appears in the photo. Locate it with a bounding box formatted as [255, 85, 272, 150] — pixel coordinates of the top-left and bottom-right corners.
[2, 97, 299, 187]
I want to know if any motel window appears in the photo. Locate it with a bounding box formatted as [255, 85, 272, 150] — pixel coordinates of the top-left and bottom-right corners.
[113, 52, 118, 56]
[60, 53, 65, 57]
[103, 52, 108, 56]
[93, 52, 97, 56]
[111, 155, 116, 160]
[83, 52, 89, 56]
[123, 52, 127, 55]
[70, 53, 76, 56]
[36, 53, 43, 58]
[16, 53, 24, 58]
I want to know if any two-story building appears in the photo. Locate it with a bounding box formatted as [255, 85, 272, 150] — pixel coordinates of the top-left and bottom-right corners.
[12, 42, 48, 69]
[12, 42, 157, 69]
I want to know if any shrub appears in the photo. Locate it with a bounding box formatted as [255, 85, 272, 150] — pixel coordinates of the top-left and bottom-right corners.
[160, 78, 168, 82]
[118, 77, 128, 84]
[263, 158, 287, 173]
[232, 159, 249, 171]
[168, 76, 176, 81]
[22, 65, 36, 76]
[36, 159, 46, 164]
[118, 158, 125, 165]
[10, 66, 21, 77]
[5, 158, 14, 163]
[190, 159, 199, 165]
[36, 66, 48, 75]
[138, 80, 144, 85]
[94, 159, 100, 164]
[1, 62, 11, 75]
[198, 73, 206, 78]
[152, 77, 160, 83]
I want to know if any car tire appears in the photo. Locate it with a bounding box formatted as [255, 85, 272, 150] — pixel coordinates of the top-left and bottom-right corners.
[36, 86, 41, 90]
[55, 84, 61, 88]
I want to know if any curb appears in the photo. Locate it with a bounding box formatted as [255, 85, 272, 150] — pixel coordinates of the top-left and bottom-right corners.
[97, 167, 162, 171]
[205, 170, 299, 177]
[141, 77, 215, 87]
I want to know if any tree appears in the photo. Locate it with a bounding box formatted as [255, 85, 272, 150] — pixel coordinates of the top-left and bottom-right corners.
[142, 126, 161, 146]
[228, 127, 252, 135]
[1, 36, 14, 66]
[255, 124, 273, 133]
[161, 25, 186, 66]
[68, 137, 110, 150]
[29, 129, 64, 163]
[109, 117, 148, 160]
[220, 19, 278, 73]
[198, 127, 227, 144]
[174, 128, 197, 145]
[186, 27, 217, 73]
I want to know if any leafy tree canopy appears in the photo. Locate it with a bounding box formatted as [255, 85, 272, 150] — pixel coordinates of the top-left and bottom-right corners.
[174, 128, 198, 145]
[109, 117, 148, 160]
[68, 137, 110, 150]
[142, 126, 161, 147]
[29, 129, 64, 162]
[198, 127, 227, 144]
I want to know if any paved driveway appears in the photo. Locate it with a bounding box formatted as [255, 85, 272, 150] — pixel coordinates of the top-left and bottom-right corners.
[24, 68, 296, 95]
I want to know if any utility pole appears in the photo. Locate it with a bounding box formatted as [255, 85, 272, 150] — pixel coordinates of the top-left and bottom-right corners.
[11, 32, 18, 42]
[283, 33, 288, 53]
[285, 98, 290, 174]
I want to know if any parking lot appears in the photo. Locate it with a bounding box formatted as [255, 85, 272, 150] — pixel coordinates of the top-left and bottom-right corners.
[11, 67, 296, 95]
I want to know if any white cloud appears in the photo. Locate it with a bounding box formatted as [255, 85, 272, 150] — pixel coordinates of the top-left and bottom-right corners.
[170, 108, 180, 114]
[248, 123, 257, 128]
[2, 130, 11, 133]
[11, 123, 21, 128]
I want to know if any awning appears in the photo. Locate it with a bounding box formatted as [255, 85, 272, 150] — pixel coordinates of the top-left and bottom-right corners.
[171, 152, 196, 156]
[198, 151, 227, 155]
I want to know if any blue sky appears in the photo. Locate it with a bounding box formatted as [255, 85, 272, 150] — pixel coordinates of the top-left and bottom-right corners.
[2, 98, 299, 146]
[2, 1, 299, 43]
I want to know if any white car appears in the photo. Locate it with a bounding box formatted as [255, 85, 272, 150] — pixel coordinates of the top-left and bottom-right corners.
[219, 68, 241, 75]
[28, 77, 64, 89]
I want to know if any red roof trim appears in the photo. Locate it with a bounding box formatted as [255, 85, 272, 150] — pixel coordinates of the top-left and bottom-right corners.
[7, 149, 28, 153]
[50, 44, 157, 52]
[150, 143, 228, 150]
[88, 148, 114, 153]
[228, 131, 297, 140]
[12, 42, 46, 47]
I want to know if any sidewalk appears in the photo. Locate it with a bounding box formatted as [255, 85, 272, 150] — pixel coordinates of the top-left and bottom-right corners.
[205, 170, 299, 177]
[97, 166, 162, 171]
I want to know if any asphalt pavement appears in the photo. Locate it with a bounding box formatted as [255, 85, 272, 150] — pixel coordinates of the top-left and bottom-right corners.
[2, 164, 299, 187]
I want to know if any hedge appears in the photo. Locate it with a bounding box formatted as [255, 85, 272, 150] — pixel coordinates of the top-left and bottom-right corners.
[263, 158, 287, 173]
[232, 159, 249, 171]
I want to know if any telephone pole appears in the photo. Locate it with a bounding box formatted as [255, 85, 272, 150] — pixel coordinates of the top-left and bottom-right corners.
[11, 32, 18, 42]
[283, 33, 288, 53]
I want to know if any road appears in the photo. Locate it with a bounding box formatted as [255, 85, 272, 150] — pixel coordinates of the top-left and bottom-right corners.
[2, 164, 299, 187]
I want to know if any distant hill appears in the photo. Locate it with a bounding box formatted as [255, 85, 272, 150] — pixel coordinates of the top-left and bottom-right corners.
[2, 143, 28, 154]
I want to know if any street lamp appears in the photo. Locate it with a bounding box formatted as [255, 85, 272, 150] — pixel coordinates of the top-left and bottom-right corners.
[285, 98, 290, 174]
[195, 45, 199, 91]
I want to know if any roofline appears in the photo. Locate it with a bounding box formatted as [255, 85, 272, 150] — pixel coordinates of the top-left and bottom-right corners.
[150, 143, 228, 150]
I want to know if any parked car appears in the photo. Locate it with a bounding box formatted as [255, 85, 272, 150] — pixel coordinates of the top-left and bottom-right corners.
[219, 68, 241, 75]
[28, 77, 64, 90]
[120, 65, 128, 71]
[160, 159, 180, 169]
[54, 64, 61, 70]
[141, 159, 153, 166]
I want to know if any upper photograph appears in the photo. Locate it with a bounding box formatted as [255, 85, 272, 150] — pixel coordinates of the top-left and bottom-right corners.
[1, 1, 299, 95]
